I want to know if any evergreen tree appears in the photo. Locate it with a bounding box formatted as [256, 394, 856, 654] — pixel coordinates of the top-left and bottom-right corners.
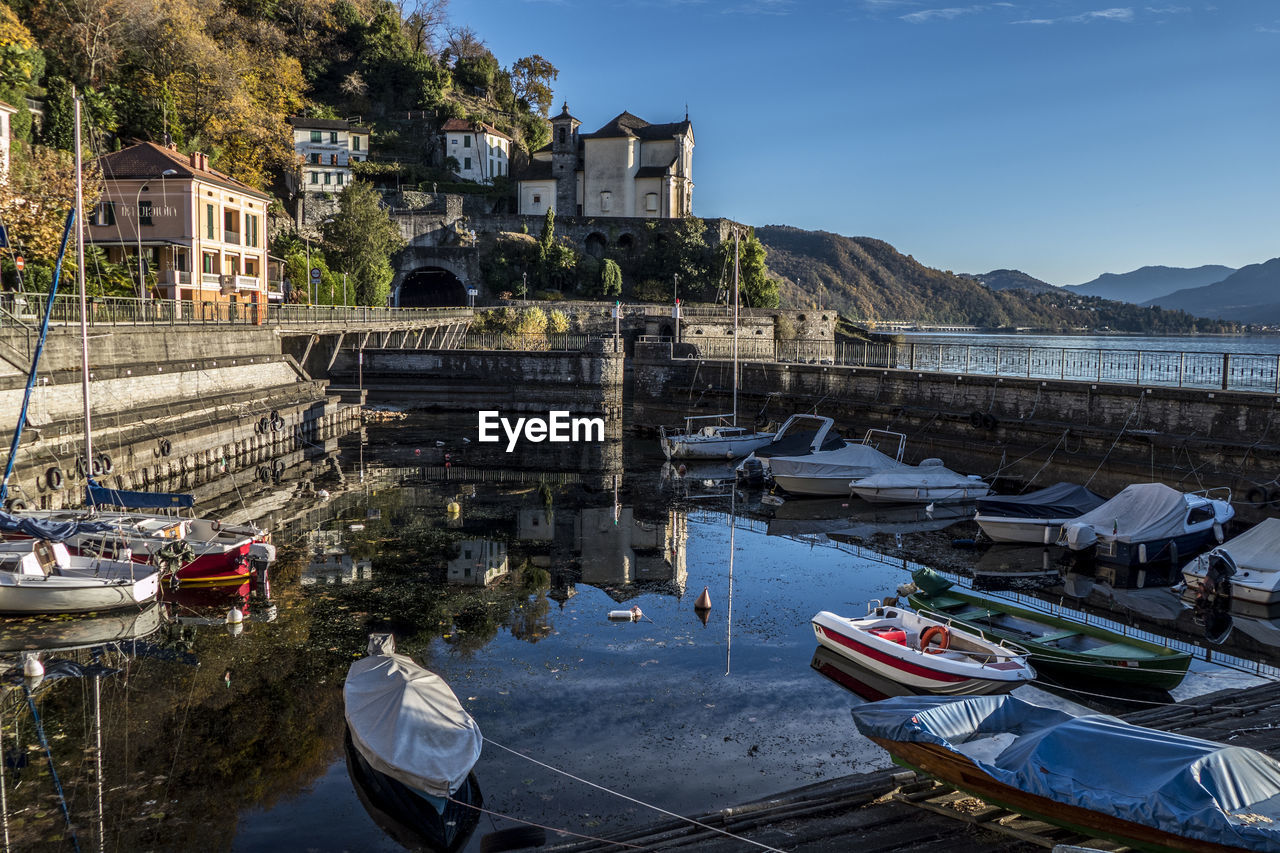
[322, 181, 405, 306]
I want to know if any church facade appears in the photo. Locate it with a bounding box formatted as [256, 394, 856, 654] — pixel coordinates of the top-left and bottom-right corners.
[518, 105, 694, 219]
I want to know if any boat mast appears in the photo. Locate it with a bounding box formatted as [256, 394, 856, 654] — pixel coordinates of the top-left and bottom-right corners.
[732, 228, 739, 426]
[73, 92, 94, 488]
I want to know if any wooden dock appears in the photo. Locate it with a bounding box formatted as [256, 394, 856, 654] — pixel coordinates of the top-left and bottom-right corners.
[542, 681, 1280, 852]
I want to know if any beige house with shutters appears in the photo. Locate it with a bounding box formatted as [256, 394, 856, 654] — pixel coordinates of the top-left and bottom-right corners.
[91, 142, 270, 314]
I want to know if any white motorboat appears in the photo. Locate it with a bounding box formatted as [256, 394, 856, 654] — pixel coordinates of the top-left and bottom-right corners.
[660, 415, 775, 460]
[850, 459, 990, 504]
[768, 430, 908, 496]
[811, 602, 1033, 695]
[1058, 483, 1233, 574]
[660, 230, 774, 461]
[0, 539, 160, 614]
[974, 482, 1107, 544]
[1182, 517, 1280, 610]
[344, 634, 483, 807]
[736, 413, 847, 475]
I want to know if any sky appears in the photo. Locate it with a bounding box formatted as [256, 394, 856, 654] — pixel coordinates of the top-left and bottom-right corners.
[448, 0, 1278, 286]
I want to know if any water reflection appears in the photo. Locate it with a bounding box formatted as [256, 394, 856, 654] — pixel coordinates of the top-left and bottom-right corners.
[303, 529, 373, 585]
[343, 730, 483, 853]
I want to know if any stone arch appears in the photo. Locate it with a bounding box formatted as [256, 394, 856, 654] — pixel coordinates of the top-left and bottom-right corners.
[398, 266, 468, 307]
[616, 233, 635, 256]
[584, 232, 607, 259]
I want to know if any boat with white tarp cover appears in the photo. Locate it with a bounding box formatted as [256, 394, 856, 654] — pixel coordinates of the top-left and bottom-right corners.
[344, 634, 483, 808]
[1059, 482, 1233, 572]
[853, 693, 1280, 852]
[974, 482, 1107, 544]
[1183, 517, 1280, 610]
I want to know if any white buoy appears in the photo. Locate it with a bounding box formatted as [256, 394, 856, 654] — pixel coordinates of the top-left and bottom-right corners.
[609, 606, 643, 622]
[22, 654, 43, 679]
[226, 606, 245, 625]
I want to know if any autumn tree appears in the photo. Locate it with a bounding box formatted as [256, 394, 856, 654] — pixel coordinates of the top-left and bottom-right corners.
[0, 143, 101, 265]
[510, 54, 557, 116]
[321, 181, 405, 306]
[717, 229, 779, 309]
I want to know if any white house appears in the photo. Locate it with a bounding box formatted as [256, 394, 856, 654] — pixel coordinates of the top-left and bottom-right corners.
[447, 539, 509, 586]
[441, 118, 511, 184]
[519, 104, 694, 219]
[0, 100, 16, 183]
[289, 116, 371, 193]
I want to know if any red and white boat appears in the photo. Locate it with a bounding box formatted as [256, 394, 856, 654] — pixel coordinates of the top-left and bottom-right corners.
[811, 603, 1034, 695]
[9, 510, 274, 587]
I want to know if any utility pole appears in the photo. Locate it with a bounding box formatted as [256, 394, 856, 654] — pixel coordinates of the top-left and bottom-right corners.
[673, 273, 680, 343]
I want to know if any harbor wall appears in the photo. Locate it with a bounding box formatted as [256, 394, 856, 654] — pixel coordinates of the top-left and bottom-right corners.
[632, 344, 1280, 518]
[330, 345, 626, 429]
[0, 325, 360, 511]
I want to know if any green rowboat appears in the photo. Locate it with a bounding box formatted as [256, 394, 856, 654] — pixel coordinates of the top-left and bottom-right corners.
[905, 567, 1191, 690]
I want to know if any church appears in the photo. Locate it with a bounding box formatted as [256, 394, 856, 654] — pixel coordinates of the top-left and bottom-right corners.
[518, 105, 694, 219]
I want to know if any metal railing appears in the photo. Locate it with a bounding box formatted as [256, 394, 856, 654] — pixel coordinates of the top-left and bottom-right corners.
[0, 294, 476, 328]
[676, 338, 1280, 395]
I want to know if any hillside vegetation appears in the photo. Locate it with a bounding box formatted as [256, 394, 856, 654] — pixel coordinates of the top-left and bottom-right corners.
[756, 225, 1236, 334]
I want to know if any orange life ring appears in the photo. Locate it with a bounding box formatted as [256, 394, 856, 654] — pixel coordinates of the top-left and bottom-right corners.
[921, 625, 950, 654]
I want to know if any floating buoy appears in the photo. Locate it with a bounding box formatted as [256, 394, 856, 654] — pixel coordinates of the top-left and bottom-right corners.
[446, 500, 461, 515]
[694, 586, 712, 611]
[609, 606, 643, 622]
[22, 654, 43, 679]
[226, 606, 244, 625]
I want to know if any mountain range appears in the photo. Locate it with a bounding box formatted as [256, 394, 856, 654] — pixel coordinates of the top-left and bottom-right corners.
[1142, 258, 1280, 324]
[1064, 265, 1236, 303]
[754, 225, 1232, 334]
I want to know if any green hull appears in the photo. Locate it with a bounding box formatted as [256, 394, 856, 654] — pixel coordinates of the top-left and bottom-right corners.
[907, 570, 1191, 690]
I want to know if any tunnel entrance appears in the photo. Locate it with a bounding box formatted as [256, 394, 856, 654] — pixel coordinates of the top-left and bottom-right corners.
[399, 267, 468, 307]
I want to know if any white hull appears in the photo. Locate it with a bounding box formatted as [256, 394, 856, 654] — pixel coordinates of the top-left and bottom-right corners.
[661, 432, 775, 460]
[975, 515, 1072, 545]
[810, 609, 1032, 696]
[0, 572, 159, 614]
[770, 474, 857, 497]
[1182, 565, 1280, 607]
[853, 483, 991, 504]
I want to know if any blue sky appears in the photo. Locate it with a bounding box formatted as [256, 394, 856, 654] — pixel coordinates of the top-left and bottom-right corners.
[450, 1, 1279, 285]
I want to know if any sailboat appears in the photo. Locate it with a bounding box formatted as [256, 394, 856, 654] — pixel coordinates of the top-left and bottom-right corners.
[659, 229, 777, 460]
[0, 92, 272, 588]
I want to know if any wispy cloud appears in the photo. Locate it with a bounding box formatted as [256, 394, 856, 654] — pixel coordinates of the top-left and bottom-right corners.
[1144, 5, 1190, 13]
[1258, 24, 1280, 34]
[722, 0, 794, 14]
[898, 2, 1016, 23]
[1013, 7, 1134, 24]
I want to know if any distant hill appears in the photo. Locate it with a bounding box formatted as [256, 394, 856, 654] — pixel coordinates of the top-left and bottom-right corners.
[754, 225, 1236, 334]
[1065, 265, 1235, 304]
[1142, 258, 1280, 323]
[970, 269, 1060, 294]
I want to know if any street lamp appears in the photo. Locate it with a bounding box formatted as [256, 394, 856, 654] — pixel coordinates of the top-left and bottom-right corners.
[137, 169, 176, 303]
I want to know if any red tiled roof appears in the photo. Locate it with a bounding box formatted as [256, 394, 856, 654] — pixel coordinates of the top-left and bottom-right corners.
[96, 142, 271, 199]
[441, 118, 511, 141]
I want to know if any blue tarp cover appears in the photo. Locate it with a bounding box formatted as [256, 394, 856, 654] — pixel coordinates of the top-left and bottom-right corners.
[86, 483, 194, 509]
[976, 482, 1106, 520]
[0, 511, 115, 541]
[853, 694, 1280, 851]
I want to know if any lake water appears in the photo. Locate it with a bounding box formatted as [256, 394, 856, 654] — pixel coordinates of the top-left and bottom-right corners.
[2, 430, 1275, 852]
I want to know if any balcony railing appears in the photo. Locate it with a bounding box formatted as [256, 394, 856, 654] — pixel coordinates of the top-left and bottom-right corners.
[235, 275, 259, 289]
[223, 229, 241, 245]
[201, 273, 222, 287]
[158, 270, 192, 286]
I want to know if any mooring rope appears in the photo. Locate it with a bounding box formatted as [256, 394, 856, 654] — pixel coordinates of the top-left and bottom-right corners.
[484, 739, 787, 853]
[445, 795, 645, 849]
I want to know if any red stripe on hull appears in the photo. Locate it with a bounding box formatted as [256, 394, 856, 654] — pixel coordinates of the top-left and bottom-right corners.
[816, 623, 966, 683]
